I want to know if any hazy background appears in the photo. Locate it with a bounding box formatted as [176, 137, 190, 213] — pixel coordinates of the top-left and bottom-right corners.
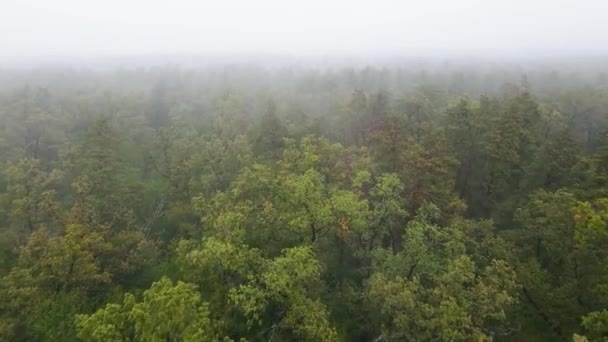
[2, 0, 608, 67]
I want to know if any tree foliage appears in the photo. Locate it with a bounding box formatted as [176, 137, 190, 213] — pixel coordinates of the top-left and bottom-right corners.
[0, 63, 607, 341]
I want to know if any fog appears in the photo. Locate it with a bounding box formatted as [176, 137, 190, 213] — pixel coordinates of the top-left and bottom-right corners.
[2, 0, 608, 66]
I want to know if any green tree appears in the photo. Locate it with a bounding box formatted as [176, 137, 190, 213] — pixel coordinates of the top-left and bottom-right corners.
[510, 191, 608, 338]
[76, 277, 221, 341]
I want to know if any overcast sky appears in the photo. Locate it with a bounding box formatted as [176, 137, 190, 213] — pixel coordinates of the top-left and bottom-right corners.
[2, 0, 608, 59]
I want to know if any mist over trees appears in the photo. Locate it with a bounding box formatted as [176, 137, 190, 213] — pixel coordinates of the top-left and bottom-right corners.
[1, 59, 608, 341]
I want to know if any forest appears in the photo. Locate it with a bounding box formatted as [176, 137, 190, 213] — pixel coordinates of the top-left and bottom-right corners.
[0, 59, 608, 341]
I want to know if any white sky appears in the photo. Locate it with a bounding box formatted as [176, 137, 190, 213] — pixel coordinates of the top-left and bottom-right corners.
[1, 0, 608, 58]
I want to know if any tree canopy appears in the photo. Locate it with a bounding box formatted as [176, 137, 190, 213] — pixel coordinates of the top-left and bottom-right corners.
[0, 62, 607, 341]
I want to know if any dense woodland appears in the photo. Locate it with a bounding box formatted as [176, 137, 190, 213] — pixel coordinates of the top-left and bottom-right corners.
[0, 60, 608, 341]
